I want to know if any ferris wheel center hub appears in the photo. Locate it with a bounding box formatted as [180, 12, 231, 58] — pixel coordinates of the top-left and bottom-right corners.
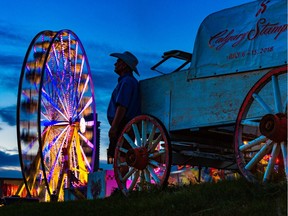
[80, 117, 86, 133]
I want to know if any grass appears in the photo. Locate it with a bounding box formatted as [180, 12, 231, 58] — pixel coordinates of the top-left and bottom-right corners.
[0, 178, 286, 216]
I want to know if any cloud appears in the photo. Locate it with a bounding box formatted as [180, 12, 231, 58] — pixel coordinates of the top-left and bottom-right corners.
[0, 21, 30, 45]
[0, 105, 16, 126]
[0, 150, 20, 167]
[0, 169, 22, 178]
[0, 29, 25, 45]
[0, 54, 23, 69]
[0, 148, 22, 178]
[0, 166, 21, 172]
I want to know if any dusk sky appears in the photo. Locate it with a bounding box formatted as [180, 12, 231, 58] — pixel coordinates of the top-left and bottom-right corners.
[0, 0, 254, 177]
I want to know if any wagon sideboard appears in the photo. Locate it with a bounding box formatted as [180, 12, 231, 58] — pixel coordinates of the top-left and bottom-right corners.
[140, 68, 274, 132]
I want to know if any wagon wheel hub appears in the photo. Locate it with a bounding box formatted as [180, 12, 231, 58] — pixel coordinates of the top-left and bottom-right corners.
[259, 113, 287, 143]
[126, 147, 148, 170]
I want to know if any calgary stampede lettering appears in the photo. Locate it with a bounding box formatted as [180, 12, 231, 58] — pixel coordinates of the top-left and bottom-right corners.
[256, 0, 270, 17]
[209, 1, 287, 50]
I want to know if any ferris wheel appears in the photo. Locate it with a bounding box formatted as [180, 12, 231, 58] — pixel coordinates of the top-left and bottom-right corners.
[16, 30, 97, 202]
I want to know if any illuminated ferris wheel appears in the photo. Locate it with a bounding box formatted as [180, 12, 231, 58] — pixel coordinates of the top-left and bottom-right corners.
[16, 30, 97, 202]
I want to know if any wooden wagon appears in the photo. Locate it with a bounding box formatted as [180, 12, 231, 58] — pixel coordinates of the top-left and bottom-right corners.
[112, 0, 287, 195]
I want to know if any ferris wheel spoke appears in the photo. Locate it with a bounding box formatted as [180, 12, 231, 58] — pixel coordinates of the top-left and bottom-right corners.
[44, 64, 70, 117]
[70, 131, 90, 175]
[71, 54, 88, 118]
[77, 96, 92, 117]
[52, 45, 60, 67]
[76, 55, 84, 96]
[252, 93, 273, 113]
[75, 56, 85, 81]
[271, 75, 283, 113]
[74, 53, 85, 77]
[22, 127, 49, 155]
[43, 126, 69, 157]
[73, 73, 86, 119]
[79, 145, 91, 172]
[41, 89, 69, 121]
[41, 111, 51, 122]
[45, 83, 70, 118]
[60, 36, 68, 67]
[67, 34, 72, 63]
[74, 41, 79, 71]
[41, 119, 69, 127]
[77, 74, 90, 105]
[22, 138, 38, 155]
[46, 135, 67, 182]
[41, 89, 60, 110]
[78, 132, 94, 149]
[79, 56, 85, 77]
[47, 128, 69, 182]
[55, 88, 70, 118]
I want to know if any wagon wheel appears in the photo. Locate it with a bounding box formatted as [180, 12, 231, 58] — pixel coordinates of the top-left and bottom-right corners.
[234, 66, 287, 183]
[17, 30, 97, 201]
[114, 115, 171, 196]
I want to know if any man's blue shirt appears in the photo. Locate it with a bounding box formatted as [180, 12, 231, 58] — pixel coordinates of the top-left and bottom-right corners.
[107, 73, 141, 124]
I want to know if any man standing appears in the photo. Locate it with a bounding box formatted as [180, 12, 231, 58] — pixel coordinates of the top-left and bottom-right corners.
[107, 51, 141, 164]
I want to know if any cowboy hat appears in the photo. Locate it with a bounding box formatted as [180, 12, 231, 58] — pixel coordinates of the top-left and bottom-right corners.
[110, 51, 140, 76]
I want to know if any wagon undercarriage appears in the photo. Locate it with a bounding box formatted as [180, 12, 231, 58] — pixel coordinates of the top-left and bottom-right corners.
[170, 124, 237, 170]
[113, 61, 287, 195]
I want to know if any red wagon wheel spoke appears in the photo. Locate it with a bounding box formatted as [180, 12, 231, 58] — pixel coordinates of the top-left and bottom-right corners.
[234, 66, 287, 183]
[114, 115, 171, 196]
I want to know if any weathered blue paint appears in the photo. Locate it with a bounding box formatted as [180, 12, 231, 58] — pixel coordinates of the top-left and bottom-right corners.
[140, 68, 287, 131]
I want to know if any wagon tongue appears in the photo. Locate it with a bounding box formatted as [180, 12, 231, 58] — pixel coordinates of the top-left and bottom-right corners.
[259, 113, 287, 143]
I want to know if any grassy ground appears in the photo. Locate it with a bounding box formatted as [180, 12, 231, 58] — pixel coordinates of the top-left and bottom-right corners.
[0, 179, 286, 216]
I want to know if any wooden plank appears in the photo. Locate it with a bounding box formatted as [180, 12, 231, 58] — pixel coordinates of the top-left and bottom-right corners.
[140, 68, 273, 131]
